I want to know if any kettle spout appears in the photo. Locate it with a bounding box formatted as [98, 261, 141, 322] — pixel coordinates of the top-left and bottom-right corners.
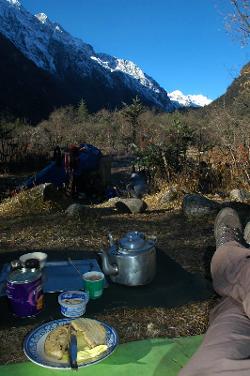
[98, 249, 118, 276]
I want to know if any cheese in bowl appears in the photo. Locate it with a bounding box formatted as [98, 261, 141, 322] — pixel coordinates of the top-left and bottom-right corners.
[44, 318, 108, 363]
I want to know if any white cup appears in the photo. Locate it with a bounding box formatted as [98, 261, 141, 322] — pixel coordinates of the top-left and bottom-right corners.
[19, 252, 48, 268]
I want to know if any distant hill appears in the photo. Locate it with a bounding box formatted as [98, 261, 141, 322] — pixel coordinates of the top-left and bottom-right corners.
[209, 62, 250, 117]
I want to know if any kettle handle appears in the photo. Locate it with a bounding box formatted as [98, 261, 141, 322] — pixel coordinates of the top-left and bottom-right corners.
[98, 248, 119, 276]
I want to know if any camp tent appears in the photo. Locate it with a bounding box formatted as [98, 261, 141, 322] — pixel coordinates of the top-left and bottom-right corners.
[22, 144, 102, 190]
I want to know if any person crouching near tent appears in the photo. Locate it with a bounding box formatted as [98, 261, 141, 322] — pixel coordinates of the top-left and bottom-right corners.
[65, 143, 103, 199]
[66, 144, 81, 198]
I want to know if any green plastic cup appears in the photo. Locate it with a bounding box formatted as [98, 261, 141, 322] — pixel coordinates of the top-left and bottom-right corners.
[82, 271, 104, 299]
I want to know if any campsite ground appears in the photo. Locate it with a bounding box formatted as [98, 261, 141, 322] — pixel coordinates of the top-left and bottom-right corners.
[0, 158, 217, 364]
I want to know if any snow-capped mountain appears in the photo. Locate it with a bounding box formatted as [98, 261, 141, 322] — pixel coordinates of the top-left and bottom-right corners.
[0, 0, 174, 112]
[168, 90, 212, 108]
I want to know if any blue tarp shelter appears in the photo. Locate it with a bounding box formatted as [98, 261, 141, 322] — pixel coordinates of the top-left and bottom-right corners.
[22, 144, 102, 190]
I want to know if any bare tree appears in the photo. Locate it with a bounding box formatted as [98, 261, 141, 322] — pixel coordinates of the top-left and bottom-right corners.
[226, 0, 250, 44]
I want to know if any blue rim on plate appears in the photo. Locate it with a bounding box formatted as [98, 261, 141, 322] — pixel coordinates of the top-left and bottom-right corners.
[23, 318, 119, 370]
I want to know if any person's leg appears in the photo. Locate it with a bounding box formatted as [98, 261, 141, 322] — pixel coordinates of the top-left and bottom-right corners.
[214, 207, 244, 249]
[211, 208, 250, 317]
[211, 240, 250, 311]
[178, 207, 250, 375]
[71, 174, 77, 196]
[178, 297, 250, 376]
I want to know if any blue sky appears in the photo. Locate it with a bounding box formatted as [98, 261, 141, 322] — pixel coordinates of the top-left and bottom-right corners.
[21, 0, 249, 100]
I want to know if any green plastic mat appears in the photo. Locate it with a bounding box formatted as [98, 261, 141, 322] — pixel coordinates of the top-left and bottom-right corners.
[0, 336, 203, 376]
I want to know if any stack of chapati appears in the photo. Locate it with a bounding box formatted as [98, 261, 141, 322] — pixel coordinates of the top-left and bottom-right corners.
[44, 318, 107, 362]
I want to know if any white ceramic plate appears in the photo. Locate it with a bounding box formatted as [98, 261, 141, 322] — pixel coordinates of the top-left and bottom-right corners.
[23, 318, 118, 370]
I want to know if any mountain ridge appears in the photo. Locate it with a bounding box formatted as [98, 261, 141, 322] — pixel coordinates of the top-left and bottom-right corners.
[0, 0, 174, 114]
[0, 0, 218, 124]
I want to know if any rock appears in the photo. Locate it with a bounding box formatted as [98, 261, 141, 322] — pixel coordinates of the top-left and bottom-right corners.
[108, 197, 120, 205]
[115, 198, 147, 214]
[182, 193, 220, 217]
[221, 201, 250, 220]
[160, 188, 178, 204]
[65, 203, 87, 218]
[244, 221, 250, 245]
[230, 189, 250, 203]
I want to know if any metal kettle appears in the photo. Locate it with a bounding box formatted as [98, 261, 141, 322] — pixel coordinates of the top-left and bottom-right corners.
[98, 231, 157, 286]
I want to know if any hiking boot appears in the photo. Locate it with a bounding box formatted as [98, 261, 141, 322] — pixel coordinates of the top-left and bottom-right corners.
[214, 207, 244, 248]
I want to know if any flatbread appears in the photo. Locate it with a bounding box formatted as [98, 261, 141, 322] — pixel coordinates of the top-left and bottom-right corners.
[44, 324, 70, 360]
[44, 319, 107, 361]
[71, 318, 106, 349]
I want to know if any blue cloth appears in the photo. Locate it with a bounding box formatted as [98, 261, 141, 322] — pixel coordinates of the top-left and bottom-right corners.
[23, 162, 68, 189]
[22, 144, 102, 189]
[76, 144, 102, 175]
[0, 259, 107, 297]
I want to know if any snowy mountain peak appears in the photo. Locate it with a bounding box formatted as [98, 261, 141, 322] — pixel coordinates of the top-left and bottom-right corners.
[35, 12, 49, 24]
[0, 0, 20, 8]
[35, 12, 63, 34]
[170, 90, 182, 96]
[168, 90, 212, 108]
[91, 53, 160, 93]
[6, 0, 20, 6]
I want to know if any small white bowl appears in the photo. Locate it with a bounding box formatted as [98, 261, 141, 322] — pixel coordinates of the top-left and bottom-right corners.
[58, 291, 89, 318]
[19, 252, 48, 268]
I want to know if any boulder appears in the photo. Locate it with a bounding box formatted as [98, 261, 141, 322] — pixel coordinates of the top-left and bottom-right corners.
[230, 189, 250, 203]
[160, 188, 178, 204]
[65, 203, 87, 218]
[244, 221, 250, 245]
[182, 193, 220, 217]
[115, 198, 147, 214]
[107, 197, 120, 205]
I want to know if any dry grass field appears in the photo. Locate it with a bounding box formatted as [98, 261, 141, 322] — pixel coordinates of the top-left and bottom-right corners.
[0, 166, 218, 364]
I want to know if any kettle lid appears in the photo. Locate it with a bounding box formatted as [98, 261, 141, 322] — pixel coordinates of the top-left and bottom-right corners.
[119, 231, 146, 251]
